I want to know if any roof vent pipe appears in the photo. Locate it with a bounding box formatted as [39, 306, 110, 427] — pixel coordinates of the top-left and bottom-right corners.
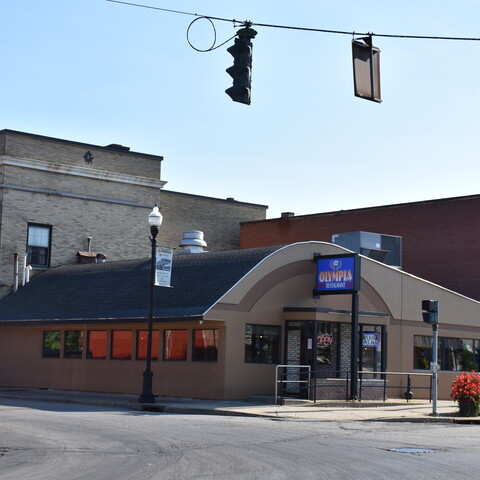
[25, 265, 32, 284]
[177, 230, 207, 254]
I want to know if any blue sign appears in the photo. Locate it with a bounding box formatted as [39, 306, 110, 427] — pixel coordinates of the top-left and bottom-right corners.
[362, 333, 380, 348]
[314, 254, 360, 295]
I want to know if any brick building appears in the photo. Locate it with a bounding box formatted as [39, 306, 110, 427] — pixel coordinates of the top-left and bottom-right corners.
[240, 195, 480, 300]
[0, 129, 266, 299]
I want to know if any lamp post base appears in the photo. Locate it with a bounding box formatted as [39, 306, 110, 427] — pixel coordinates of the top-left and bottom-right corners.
[138, 370, 155, 403]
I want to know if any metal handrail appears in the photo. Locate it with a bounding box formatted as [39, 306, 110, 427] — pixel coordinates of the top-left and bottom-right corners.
[286, 369, 434, 403]
[275, 364, 311, 405]
[359, 370, 433, 376]
[358, 371, 433, 402]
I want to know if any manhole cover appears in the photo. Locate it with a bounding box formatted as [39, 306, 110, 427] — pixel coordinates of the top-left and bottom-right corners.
[388, 448, 437, 454]
[0, 447, 10, 456]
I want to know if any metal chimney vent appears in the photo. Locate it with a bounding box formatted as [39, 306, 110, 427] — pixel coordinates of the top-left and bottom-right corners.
[177, 230, 207, 254]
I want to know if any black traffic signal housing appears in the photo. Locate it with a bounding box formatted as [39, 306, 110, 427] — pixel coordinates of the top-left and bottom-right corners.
[422, 300, 438, 324]
[226, 26, 257, 105]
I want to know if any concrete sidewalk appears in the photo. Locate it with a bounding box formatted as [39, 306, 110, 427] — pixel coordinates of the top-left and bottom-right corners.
[0, 387, 472, 423]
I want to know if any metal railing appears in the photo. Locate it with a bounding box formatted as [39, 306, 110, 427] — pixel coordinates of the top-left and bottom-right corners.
[275, 364, 311, 405]
[275, 368, 434, 404]
[358, 371, 434, 402]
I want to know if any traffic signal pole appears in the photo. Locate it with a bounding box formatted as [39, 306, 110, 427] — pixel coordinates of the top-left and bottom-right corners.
[432, 322, 438, 416]
[422, 299, 439, 417]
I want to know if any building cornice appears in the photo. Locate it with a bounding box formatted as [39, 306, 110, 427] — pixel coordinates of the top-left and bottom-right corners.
[0, 129, 164, 161]
[0, 184, 156, 208]
[0, 155, 166, 189]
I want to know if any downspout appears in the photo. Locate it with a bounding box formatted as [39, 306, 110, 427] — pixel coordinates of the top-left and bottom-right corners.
[13, 253, 19, 292]
[22, 254, 27, 286]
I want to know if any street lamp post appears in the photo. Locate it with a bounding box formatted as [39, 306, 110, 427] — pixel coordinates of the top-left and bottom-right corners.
[138, 206, 163, 404]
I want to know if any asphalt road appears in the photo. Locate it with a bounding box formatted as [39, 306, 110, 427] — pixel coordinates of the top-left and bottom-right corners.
[1, 398, 479, 480]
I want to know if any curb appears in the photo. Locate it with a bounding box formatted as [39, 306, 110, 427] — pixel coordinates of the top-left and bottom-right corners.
[0, 391, 466, 423]
[0, 393, 269, 418]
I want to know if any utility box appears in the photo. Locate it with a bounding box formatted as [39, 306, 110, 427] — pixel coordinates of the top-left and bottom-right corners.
[332, 231, 402, 268]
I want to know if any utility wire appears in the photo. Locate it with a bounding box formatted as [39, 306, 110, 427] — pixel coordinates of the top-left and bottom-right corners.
[253, 21, 480, 42]
[105, 0, 236, 24]
[107, 0, 480, 42]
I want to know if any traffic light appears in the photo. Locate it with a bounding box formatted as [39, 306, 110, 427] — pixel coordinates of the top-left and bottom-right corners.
[226, 27, 257, 105]
[352, 36, 381, 103]
[422, 300, 438, 324]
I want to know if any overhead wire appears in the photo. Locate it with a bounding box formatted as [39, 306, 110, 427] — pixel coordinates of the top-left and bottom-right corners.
[106, 0, 480, 42]
[105, 0, 237, 24]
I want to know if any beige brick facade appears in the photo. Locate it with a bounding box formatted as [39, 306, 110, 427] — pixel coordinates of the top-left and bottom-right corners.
[0, 130, 267, 298]
[160, 190, 266, 253]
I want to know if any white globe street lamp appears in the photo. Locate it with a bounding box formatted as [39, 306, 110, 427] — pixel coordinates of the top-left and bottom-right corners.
[139, 205, 163, 404]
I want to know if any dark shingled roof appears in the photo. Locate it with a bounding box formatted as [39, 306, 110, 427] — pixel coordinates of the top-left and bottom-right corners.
[0, 246, 282, 324]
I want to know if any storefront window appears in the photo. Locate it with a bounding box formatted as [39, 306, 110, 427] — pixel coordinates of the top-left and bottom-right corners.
[192, 329, 218, 362]
[440, 338, 475, 371]
[245, 324, 280, 364]
[136, 330, 159, 360]
[164, 330, 187, 361]
[87, 331, 107, 359]
[64, 330, 84, 359]
[414, 335, 480, 371]
[111, 331, 132, 360]
[42, 331, 61, 358]
[413, 335, 433, 370]
[475, 341, 480, 371]
[317, 323, 334, 365]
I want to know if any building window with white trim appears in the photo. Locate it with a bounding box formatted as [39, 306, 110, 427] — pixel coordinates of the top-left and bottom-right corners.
[27, 224, 52, 267]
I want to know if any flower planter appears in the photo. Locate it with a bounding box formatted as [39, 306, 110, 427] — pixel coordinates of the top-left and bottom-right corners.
[451, 371, 480, 417]
[458, 400, 480, 417]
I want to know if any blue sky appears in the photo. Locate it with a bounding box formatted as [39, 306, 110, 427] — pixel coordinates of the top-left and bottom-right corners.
[3, 1, 479, 218]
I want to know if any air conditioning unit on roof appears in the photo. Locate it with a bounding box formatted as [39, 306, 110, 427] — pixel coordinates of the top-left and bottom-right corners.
[331, 231, 402, 269]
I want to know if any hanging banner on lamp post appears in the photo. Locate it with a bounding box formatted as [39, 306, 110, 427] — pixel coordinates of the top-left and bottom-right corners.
[155, 246, 173, 287]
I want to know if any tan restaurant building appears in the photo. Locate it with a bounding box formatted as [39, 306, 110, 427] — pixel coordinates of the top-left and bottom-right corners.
[0, 241, 479, 401]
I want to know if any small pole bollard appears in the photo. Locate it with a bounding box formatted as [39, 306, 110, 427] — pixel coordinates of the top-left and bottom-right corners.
[404, 374, 413, 402]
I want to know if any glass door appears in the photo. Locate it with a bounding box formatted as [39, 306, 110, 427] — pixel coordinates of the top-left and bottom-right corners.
[359, 325, 385, 377]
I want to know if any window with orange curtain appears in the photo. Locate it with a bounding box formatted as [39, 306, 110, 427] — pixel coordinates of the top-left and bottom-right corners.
[111, 331, 132, 360]
[136, 330, 159, 360]
[192, 329, 218, 362]
[163, 330, 187, 361]
[87, 331, 107, 359]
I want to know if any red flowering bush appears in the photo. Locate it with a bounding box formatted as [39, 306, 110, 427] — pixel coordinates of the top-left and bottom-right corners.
[450, 371, 480, 403]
